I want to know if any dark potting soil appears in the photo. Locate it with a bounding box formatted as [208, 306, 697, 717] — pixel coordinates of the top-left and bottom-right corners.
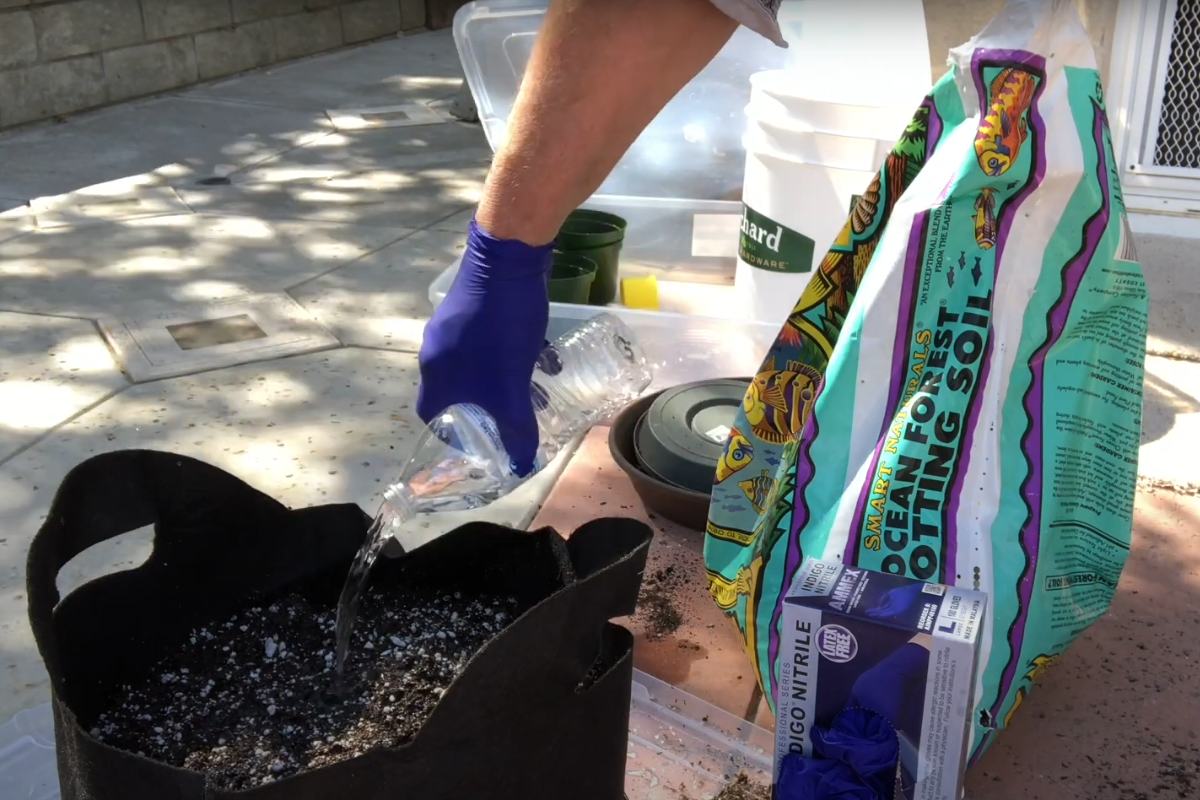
[711, 773, 772, 800]
[636, 564, 684, 642]
[91, 588, 525, 791]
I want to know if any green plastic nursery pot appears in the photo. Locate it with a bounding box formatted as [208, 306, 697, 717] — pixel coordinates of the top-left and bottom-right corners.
[569, 208, 629, 233]
[548, 251, 598, 305]
[558, 213, 626, 248]
[558, 211, 626, 306]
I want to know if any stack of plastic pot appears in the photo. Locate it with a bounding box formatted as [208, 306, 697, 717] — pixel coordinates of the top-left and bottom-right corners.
[556, 208, 627, 306]
[549, 250, 599, 305]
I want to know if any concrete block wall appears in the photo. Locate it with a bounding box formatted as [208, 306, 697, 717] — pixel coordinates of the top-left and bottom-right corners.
[424, 0, 467, 31]
[0, 0, 429, 129]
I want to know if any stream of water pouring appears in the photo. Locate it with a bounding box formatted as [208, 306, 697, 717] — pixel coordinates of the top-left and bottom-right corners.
[332, 460, 508, 680]
[331, 313, 653, 681]
[333, 513, 392, 681]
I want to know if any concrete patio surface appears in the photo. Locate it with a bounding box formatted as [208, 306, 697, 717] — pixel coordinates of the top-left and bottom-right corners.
[0, 29, 566, 727]
[0, 26, 1198, 800]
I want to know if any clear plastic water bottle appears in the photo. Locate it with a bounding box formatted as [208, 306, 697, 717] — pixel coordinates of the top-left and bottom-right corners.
[334, 313, 652, 675]
[378, 312, 652, 549]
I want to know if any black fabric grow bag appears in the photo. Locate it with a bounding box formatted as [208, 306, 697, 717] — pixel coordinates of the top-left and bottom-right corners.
[27, 449, 652, 800]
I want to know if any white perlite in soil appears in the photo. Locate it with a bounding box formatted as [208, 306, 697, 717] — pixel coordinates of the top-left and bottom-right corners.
[91, 589, 524, 791]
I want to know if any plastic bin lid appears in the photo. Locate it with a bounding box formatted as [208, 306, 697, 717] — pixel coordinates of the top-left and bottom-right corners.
[452, 1, 791, 203]
[636, 379, 749, 495]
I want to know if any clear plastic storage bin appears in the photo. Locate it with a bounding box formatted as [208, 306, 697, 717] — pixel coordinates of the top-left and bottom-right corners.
[452, 1, 792, 281]
[627, 670, 772, 799]
[428, 266, 779, 392]
[455, 1, 789, 200]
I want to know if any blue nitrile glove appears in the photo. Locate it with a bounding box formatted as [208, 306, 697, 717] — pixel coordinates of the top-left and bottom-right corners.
[418, 220, 554, 476]
[777, 708, 899, 800]
[777, 755, 878, 800]
[865, 582, 927, 619]
[811, 707, 900, 787]
[777, 708, 898, 800]
[846, 642, 931, 735]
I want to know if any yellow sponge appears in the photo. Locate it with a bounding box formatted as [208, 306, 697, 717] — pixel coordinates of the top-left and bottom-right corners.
[620, 275, 659, 310]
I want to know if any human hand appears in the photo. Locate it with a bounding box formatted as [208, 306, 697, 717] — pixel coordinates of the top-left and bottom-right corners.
[417, 220, 553, 476]
[865, 582, 927, 619]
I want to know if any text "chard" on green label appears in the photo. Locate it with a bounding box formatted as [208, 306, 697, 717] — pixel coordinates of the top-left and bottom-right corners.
[739, 203, 815, 275]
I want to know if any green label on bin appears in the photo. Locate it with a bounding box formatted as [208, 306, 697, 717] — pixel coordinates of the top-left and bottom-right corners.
[738, 203, 814, 274]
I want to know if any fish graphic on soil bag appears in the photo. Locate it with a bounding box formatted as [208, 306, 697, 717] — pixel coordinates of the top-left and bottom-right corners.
[972, 67, 1035, 251]
[972, 69, 1034, 250]
[742, 357, 821, 445]
[1002, 654, 1061, 727]
[737, 470, 776, 514]
[975, 67, 1037, 177]
[974, 187, 998, 249]
[715, 426, 755, 484]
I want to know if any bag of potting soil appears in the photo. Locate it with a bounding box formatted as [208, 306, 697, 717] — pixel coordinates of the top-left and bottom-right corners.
[705, 0, 1147, 763]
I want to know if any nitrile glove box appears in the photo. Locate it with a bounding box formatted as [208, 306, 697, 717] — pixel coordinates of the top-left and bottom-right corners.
[774, 558, 986, 800]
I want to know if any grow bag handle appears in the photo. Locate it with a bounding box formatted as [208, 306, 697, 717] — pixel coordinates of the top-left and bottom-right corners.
[25, 449, 367, 702]
[408, 516, 653, 745]
[562, 516, 652, 616]
[548, 515, 654, 677]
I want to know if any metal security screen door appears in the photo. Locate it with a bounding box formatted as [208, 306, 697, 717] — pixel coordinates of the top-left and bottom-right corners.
[1144, 0, 1200, 175]
[1110, 0, 1200, 213]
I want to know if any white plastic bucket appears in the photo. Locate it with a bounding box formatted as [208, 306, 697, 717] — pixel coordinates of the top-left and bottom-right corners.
[734, 76, 899, 325]
[774, 0, 932, 106]
[749, 70, 918, 141]
[735, 142, 876, 324]
[745, 98, 895, 173]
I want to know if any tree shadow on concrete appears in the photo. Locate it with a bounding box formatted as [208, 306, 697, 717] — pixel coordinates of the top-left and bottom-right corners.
[0, 31, 471, 202]
[0, 146, 485, 320]
[0, 32, 491, 727]
[0, 313, 130, 463]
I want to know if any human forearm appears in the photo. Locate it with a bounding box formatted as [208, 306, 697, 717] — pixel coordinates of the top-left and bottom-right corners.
[475, 0, 738, 245]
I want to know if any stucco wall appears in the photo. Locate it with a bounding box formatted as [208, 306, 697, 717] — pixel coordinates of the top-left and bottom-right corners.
[0, 0, 428, 129]
[923, 0, 1121, 84]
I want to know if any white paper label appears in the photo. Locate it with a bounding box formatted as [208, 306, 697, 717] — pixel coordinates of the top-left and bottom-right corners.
[704, 424, 732, 443]
[692, 214, 742, 258]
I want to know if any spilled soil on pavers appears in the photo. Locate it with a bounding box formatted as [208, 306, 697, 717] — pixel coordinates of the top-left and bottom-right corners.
[711, 773, 772, 800]
[636, 564, 685, 642]
[91, 588, 525, 791]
